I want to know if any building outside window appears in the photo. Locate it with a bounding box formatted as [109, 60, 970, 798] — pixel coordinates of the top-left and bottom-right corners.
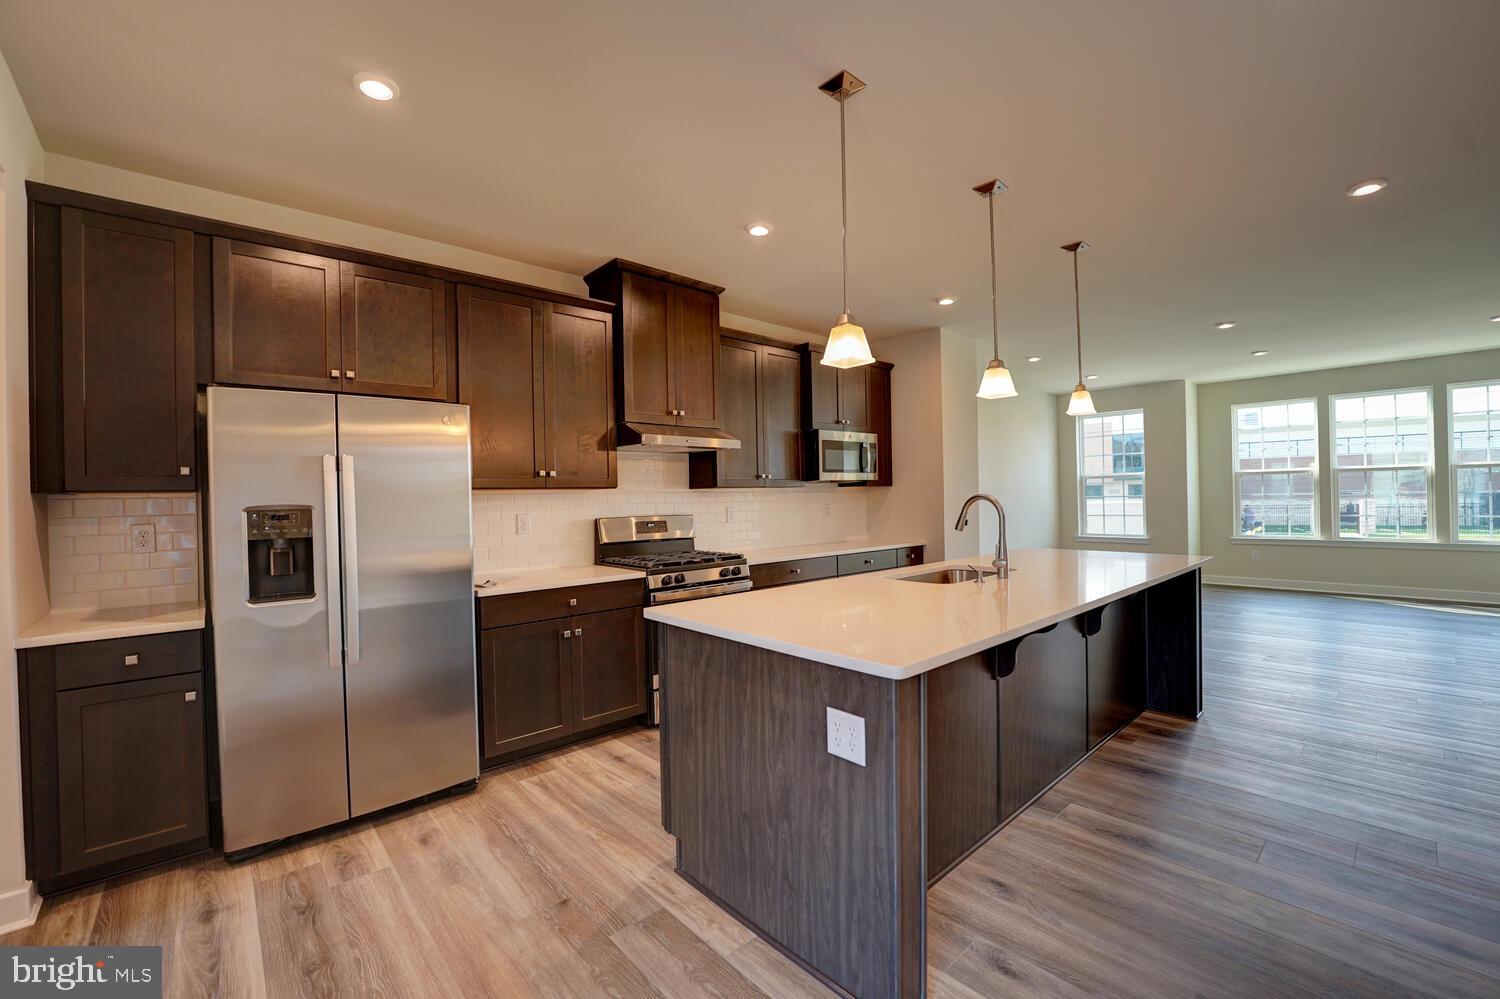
[1450, 381, 1500, 543]
[1330, 388, 1432, 540]
[1232, 399, 1318, 537]
[1078, 409, 1146, 538]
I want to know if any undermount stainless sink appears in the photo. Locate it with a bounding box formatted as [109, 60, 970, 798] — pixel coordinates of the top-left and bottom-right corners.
[898, 567, 998, 584]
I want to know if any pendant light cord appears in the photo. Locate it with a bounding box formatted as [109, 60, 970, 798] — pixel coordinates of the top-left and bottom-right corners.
[988, 192, 999, 360]
[1072, 249, 1084, 383]
[840, 99, 849, 316]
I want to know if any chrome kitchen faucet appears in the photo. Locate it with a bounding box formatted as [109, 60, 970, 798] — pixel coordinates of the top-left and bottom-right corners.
[953, 494, 1010, 579]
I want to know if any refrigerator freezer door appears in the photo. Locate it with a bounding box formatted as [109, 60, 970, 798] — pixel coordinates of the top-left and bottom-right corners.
[335, 395, 479, 815]
[207, 387, 350, 852]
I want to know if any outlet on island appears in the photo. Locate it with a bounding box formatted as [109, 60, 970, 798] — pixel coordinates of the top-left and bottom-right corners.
[826, 706, 866, 767]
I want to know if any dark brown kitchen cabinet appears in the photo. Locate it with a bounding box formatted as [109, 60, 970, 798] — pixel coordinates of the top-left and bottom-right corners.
[689, 333, 803, 488]
[477, 589, 646, 768]
[339, 260, 453, 401]
[802, 346, 871, 432]
[998, 617, 1087, 821]
[459, 285, 615, 489]
[584, 259, 724, 429]
[213, 238, 342, 392]
[18, 631, 210, 895]
[1085, 594, 1147, 748]
[869, 365, 893, 487]
[30, 207, 197, 492]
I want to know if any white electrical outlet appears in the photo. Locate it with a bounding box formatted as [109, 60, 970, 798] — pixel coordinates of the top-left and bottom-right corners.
[1250, 548, 1260, 562]
[826, 707, 866, 767]
[822, 503, 831, 519]
[130, 524, 157, 554]
[725, 505, 736, 522]
[515, 513, 530, 536]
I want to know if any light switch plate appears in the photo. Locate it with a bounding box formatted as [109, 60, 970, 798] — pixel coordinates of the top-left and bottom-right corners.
[130, 524, 157, 554]
[515, 513, 530, 536]
[826, 706, 866, 767]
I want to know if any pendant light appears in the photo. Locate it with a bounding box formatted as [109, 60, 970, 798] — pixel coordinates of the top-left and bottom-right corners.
[1062, 240, 1096, 416]
[974, 179, 1016, 399]
[819, 70, 875, 369]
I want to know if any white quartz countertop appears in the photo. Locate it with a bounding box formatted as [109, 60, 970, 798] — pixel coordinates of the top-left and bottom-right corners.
[15, 601, 207, 649]
[645, 548, 1211, 679]
[474, 564, 643, 597]
[742, 539, 927, 565]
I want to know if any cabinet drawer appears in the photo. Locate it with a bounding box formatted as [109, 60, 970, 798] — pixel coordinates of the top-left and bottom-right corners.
[837, 549, 899, 575]
[55, 631, 203, 691]
[479, 578, 643, 629]
[753, 556, 838, 590]
[895, 546, 925, 567]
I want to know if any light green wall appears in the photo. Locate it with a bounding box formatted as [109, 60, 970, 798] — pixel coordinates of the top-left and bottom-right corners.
[1196, 347, 1500, 602]
[1056, 380, 1197, 556]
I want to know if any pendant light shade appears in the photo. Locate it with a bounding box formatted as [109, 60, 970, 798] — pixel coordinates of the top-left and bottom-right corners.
[973, 179, 1016, 399]
[820, 71, 875, 369]
[1062, 240, 1095, 416]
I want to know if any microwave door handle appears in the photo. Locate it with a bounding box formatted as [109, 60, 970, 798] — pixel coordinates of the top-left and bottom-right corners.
[340, 453, 360, 666]
[860, 441, 871, 473]
[321, 455, 344, 669]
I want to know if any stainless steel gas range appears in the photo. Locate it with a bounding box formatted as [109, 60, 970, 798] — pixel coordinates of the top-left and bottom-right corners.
[595, 515, 751, 604]
[595, 514, 750, 725]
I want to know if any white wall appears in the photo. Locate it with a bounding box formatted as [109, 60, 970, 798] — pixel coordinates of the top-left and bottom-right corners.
[977, 340, 1059, 552]
[867, 329, 947, 556]
[940, 330, 981, 559]
[0, 48, 44, 932]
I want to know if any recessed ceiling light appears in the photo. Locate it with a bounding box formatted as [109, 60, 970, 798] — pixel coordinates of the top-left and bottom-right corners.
[935, 297, 956, 306]
[745, 223, 771, 237]
[1026, 356, 1041, 363]
[1489, 314, 1500, 323]
[1346, 178, 1387, 198]
[354, 72, 399, 102]
[1215, 321, 1237, 330]
[1085, 374, 1099, 381]
[1251, 349, 1269, 357]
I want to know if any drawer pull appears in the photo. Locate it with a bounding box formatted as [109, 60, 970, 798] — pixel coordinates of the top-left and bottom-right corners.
[185, 691, 197, 702]
[789, 568, 801, 575]
[331, 368, 341, 378]
[123, 654, 140, 666]
[863, 559, 874, 565]
[568, 598, 578, 606]
[345, 370, 355, 379]
[562, 630, 572, 639]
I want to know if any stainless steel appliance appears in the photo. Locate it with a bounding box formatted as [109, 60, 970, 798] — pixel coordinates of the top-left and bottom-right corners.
[812, 428, 879, 482]
[206, 387, 478, 854]
[595, 514, 750, 725]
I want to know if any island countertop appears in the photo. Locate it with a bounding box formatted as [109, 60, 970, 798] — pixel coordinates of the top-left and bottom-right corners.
[644, 547, 1210, 679]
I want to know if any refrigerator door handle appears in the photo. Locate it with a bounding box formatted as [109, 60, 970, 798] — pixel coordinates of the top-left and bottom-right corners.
[340, 453, 361, 666]
[321, 454, 344, 669]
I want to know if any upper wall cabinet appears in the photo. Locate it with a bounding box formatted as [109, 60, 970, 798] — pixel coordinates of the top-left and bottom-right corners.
[214, 240, 455, 401]
[584, 259, 724, 429]
[459, 285, 615, 489]
[802, 345, 872, 432]
[689, 332, 803, 488]
[30, 205, 197, 492]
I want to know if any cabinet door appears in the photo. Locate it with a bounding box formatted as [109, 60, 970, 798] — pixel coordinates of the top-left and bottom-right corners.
[340, 261, 452, 401]
[869, 365, 892, 486]
[999, 618, 1087, 821]
[620, 272, 676, 424]
[925, 653, 999, 879]
[838, 365, 870, 431]
[479, 620, 575, 760]
[55, 673, 207, 874]
[458, 285, 544, 488]
[807, 349, 842, 430]
[544, 303, 617, 488]
[573, 608, 647, 729]
[672, 285, 720, 428]
[213, 238, 342, 391]
[1086, 594, 1146, 748]
[60, 209, 196, 491]
[713, 338, 762, 485]
[760, 344, 804, 483]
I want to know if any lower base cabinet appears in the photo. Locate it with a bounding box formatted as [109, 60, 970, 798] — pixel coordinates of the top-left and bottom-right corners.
[479, 599, 646, 766]
[998, 617, 1088, 821]
[19, 631, 210, 895]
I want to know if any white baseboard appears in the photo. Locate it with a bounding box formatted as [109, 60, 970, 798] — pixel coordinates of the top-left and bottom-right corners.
[0, 881, 41, 934]
[1204, 574, 1500, 607]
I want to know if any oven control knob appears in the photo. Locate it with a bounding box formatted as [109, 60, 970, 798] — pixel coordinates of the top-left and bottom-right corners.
[731, 566, 743, 576]
[718, 567, 731, 578]
[673, 573, 686, 584]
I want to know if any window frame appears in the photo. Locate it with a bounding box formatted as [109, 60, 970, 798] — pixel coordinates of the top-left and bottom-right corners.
[1447, 379, 1500, 545]
[1075, 408, 1148, 540]
[1328, 386, 1435, 543]
[1229, 397, 1321, 540]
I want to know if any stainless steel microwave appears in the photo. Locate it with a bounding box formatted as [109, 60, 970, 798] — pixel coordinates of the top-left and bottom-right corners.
[812, 429, 879, 482]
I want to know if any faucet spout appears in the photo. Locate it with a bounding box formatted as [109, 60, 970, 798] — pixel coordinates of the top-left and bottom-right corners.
[952, 493, 1010, 578]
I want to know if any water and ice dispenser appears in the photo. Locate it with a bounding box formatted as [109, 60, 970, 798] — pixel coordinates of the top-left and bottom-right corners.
[245, 506, 315, 604]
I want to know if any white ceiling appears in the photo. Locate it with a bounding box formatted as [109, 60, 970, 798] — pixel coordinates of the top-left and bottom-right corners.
[2, 0, 1497, 392]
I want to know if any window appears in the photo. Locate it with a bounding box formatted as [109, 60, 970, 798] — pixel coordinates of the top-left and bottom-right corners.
[1232, 400, 1318, 537]
[1450, 381, 1500, 543]
[1078, 410, 1146, 538]
[1331, 389, 1432, 540]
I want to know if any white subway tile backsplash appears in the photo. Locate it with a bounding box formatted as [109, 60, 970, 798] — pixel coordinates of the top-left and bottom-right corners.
[45, 492, 202, 609]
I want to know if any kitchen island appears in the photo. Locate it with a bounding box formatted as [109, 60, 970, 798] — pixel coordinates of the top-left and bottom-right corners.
[646, 548, 1209, 998]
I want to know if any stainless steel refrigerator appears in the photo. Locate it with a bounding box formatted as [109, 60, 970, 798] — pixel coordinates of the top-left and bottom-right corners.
[206, 386, 478, 854]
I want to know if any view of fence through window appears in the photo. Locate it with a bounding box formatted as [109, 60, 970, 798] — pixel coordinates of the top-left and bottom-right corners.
[1078, 410, 1146, 537]
[1332, 389, 1432, 539]
[1234, 400, 1318, 536]
[1451, 381, 1500, 542]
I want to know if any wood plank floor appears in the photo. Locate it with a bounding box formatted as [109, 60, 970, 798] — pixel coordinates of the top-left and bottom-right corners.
[8, 587, 1500, 997]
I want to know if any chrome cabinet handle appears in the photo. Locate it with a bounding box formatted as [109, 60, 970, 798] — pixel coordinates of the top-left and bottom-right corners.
[345, 370, 355, 379]
[864, 559, 874, 565]
[321, 455, 344, 669]
[538, 469, 546, 477]
[123, 654, 139, 666]
[568, 598, 578, 606]
[179, 466, 191, 476]
[185, 691, 197, 702]
[575, 627, 583, 637]
[341, 453, 361, 666]
[789, 568, 801, 575]
[330, 369, 340, 378]
[562, 630, 573, 639]
[548, 470, 558, 477]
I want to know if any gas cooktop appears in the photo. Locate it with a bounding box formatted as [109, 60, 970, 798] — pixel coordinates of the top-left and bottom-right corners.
[594, 515, 751, 604]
